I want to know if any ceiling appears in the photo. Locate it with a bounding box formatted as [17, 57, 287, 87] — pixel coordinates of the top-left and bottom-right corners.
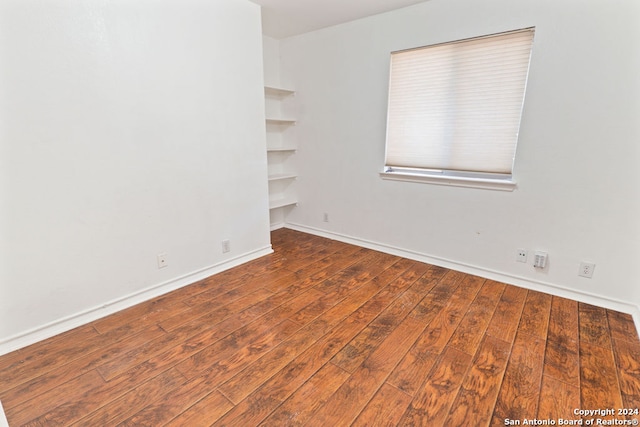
[250, 0, 430, 39]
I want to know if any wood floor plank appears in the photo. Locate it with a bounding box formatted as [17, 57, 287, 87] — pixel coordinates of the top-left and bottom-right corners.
[580, 341, 623, 419]
[579, 302, 611, 347]
[175, 318, 302, 380]
[1, 325, 166, 408]
[158, 287, 273, 332]
[608, 310, 640, 344]
[215, 265, 416, 425]
[164, 390, 234, 427]
[264, 247, 371, 300]
[173, 285, 320, 379]
[490, 331, 545, 426]
[221, 272, 404, 402]
[180, 269, 286, 308]
[312, 251, 400, 294]
[544, 296, 580, 387]
[118, 377, 217, 427]
[288, 250, 400, 325]
[1, 229, 639, 427]
[279, 238, 354, 273]
[258, 362, 351, 426]
[351, 383, 413, 427]
[307, 271, 461, 426]
[113, 288, 324, 400]
[215, 318, 373, 425]
[0, 323, 140, 393]
[70, 368, 187, 426]
[96, 288, 275, 381]
[537, 374, 581, 422]
[5, 370, 106, 426]
[330, 261, 431, 373]
[485, 285, 527, 343]
[0, 325, 98, 374]
[518, 290, 552, 340]
[397, 346, 473, 426]
[385, 272, 483, 396]
[447, 279, 505, 356]
[114, 319, 306, 426]
[163, 272, 252, 307]
[611, 338, 640, 409]
[90, 294, 192, 334]
[215, 258, 410, 406]
[444, 334, 512, 427]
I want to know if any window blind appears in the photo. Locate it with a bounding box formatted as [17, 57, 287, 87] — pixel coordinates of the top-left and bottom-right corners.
[385, 28, 535, 175]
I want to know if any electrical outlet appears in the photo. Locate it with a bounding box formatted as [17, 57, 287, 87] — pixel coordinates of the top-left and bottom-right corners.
[323, 213, 329, 222]
[222, 240, 231, 253]
[157, 253, 168, 269]
[516, 248, 528, 263]
[579, 261, 595, 278]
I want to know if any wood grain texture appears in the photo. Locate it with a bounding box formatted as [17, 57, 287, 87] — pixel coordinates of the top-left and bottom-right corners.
[445, 334, 512, 427]
[259, 362, 351, 426]
[518, 290, 552, 340]
[352, 383, 413, 427]
[0, 325, 166, 409]
[447, 280, 505, 356]
[490, 331, 545, 425]
[579, 302, 611, 347]
[385, 273, 483, 397]
[216, 257, 413, 405]
[0, 229, 638, 427]
[307, 273, 458, 426]
[70, 368, 187, 426]
[611, 337, 640, 410]
[215, 281, 404, 425]
[580, 341, 623, 418]
[544, 296, 580, 387]
[398, 346, 473, 426]
[330, 262, 431, 373]
[164, 390, 233, 426]
[608, 310, 640, 344]
[537, 374, 581, 421]
[485, 285, 527, 343]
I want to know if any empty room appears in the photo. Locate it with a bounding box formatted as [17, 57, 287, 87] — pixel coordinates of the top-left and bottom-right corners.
[1, 0, 639, 425]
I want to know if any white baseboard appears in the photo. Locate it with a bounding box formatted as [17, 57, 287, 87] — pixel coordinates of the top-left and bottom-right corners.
[270, 221, 286, 231]
[0, 246, 273, 356]
[0, 400, 8, 427]
[285, 222, 640, 333]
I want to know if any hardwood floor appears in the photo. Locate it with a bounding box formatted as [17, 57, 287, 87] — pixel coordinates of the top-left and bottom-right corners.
[1, 228, 639, 426]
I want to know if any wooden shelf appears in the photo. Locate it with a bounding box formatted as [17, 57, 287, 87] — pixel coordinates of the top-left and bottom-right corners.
[269, 197, 298, 210]
[264, 86, 295, 97]
[268, 173, 297, 182]
[266, 118, 296, 125]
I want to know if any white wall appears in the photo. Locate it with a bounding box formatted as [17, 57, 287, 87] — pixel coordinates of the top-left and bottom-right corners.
[279, 0, 640, 313]
[0, 0, 271, 353]
[263, 36, 281, 88]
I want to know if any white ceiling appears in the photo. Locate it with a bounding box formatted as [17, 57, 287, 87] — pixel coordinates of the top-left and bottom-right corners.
[250, 0, 430, 39]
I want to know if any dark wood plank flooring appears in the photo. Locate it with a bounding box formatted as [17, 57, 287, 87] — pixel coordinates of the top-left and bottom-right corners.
[1, 228, 639, 426]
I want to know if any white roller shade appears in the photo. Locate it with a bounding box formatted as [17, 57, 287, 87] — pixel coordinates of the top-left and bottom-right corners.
[385, 28, 535, 175]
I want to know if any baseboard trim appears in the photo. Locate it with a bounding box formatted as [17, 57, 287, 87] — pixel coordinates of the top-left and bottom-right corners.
[0, 246, 274, 356]
[285, 222, 640, 332]
[270, 221, 286, 231]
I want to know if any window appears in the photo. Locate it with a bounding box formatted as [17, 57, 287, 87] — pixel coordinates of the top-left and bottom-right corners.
[382, 28, 535, 191]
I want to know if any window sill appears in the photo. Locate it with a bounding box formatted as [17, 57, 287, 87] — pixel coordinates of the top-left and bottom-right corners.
[379, 171, 516, 191]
